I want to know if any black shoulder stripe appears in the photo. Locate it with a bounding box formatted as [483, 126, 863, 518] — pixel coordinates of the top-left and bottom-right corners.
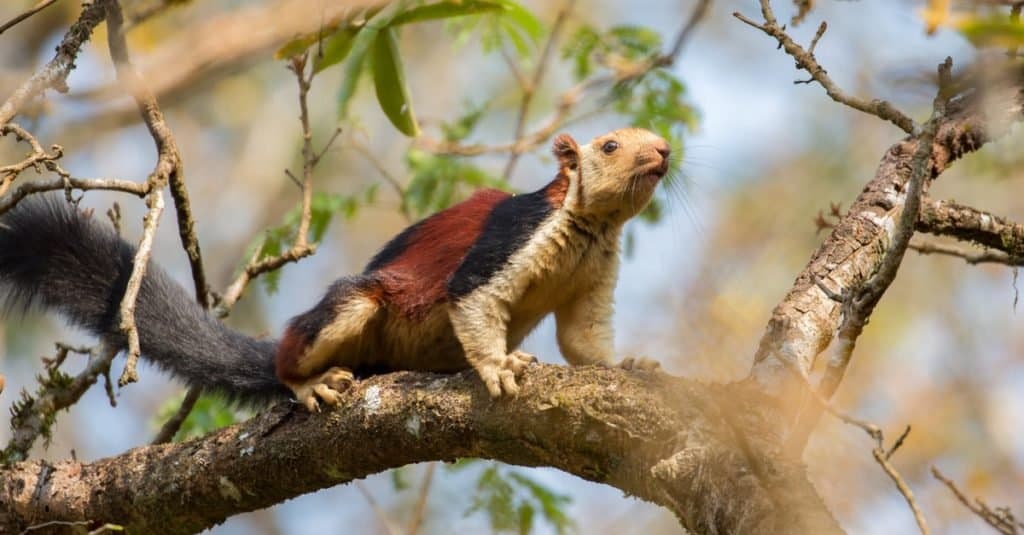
[363, 220, 425, 273]
[447, 189, 554, 299]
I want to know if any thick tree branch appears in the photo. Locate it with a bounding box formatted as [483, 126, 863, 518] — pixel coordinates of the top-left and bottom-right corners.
[748, 68, 1024, 420]
[0, 366, 842, 535]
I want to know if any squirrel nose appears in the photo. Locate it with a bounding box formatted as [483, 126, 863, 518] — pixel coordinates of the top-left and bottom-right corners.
[654, 141, 671, 159]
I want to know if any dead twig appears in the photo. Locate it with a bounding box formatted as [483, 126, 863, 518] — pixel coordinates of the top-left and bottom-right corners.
[733, 1, 916, 134]
[150, 386, 202, 445]
[0, 0, 60, 36]
[216, 52, 336, 314]
[407, 463, 436, 535]
[909, 239, 1022, 266]
[4, 343, 119, 464]
[932, 466, 1023, 534]
[501, 0, 576, 181]
[770, 347, 928, 534]
[0, 0, 107, 125]
[104, 0, 181, 386]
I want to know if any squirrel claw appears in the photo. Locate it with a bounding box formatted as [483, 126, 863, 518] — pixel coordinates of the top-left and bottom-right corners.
[477, 351, 535, 398]
[617, 356, 661, 372]
[290, 366, 355, 412]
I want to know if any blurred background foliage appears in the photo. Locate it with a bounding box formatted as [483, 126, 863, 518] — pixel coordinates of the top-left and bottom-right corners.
[0, 0, 1022, 533]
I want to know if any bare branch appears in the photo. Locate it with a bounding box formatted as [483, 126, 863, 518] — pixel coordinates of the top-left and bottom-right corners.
[150, 387, 202, 445]
[216, 53, 327, 315]
[909, 238, 1022, 266]
[748, 52, 1023, 423]
[932, 466, 1023, 535]
[0, 0, 107, 125]
[873, 446, 930, 535]
[3, 343, 119, 464]
[916, 197, 1024, 260]
[418, 0, 710, 159]
[501, 0, 576, 181]
[0, 0, 60, 36]
[733, 2, 917, 134]
[407, 463, 436, 535]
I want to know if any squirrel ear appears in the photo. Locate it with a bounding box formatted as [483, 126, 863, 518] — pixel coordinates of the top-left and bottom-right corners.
[552, 134, 580, 171]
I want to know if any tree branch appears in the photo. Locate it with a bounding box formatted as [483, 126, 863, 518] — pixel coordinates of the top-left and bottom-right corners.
[0, 0, 107, 125]
[748, 60, 1024, 423]
[0, 366, 843, 535]
[734, 1, 917, 134]
[916, 197, 1024, 260]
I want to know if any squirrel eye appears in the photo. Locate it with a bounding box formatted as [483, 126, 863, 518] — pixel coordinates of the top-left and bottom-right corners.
[601, 140, 619, 154]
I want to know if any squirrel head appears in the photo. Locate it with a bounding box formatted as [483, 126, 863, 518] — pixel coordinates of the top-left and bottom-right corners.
[552, 128, 671, 221]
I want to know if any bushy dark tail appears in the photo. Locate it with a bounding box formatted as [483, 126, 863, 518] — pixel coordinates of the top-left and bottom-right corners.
[0, 196, 290, 405]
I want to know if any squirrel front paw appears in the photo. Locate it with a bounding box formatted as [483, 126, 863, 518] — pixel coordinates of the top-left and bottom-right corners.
[289, 366, 355, 412]
[617, 356, 661, 372]
[475, 350, 537, 398]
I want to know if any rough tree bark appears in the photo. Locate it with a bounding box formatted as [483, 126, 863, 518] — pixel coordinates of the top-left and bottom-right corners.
[0, 366, 842, 534]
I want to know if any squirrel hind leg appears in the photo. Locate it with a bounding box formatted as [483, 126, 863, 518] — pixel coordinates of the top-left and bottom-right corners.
[276, 277, 383, 409]
[289, 366, 355, 412]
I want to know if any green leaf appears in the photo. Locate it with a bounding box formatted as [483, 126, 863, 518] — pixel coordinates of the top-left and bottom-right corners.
[390, 0, 504, 26]
[496, 0, 543, 42]
[958, 14, 1024, 48]
[274, 6, 384, 59]
[154, 392, 241, 442]
[371, 27, 420, 136]
[336, 26, 377, 120]
[313, 27, 360, 74]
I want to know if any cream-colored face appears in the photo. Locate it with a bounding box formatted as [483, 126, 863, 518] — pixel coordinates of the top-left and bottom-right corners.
[576, 128, 671, 220]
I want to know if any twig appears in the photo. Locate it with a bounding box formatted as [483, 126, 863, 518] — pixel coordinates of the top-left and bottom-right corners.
[770, 348, 928, 534]
[733, 1, 916, 134]
[216, 53, 331, 315]
[909, 239, 1021, 266]
[150, 386, 202, 444]
[0, 0, 60, 36]
[355, 482, 401, 535]
[105, 0, 181, 386]
[873, 446, 930, 535]
[932, 466, 1023, 534]
[4, 343, 119, 464]
[116, 190, 164, 386]
[407, 463, 436, 535]
[0, 173, 148, 215]
[659, 0, 711, 65]
[349, 137, 411, 223]
[501, 0, 576, 181]
[0, 0, 108, 125]
[418, 0, 710, 159]
[0, 123, 63, 193]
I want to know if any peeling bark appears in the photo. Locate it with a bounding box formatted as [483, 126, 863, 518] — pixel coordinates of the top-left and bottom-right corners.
[748, 87, 1024, 413]
[0, 366, 842, 534]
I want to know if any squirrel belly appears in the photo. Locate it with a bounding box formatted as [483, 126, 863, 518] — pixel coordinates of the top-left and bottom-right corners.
[0, 128, 670, 411]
